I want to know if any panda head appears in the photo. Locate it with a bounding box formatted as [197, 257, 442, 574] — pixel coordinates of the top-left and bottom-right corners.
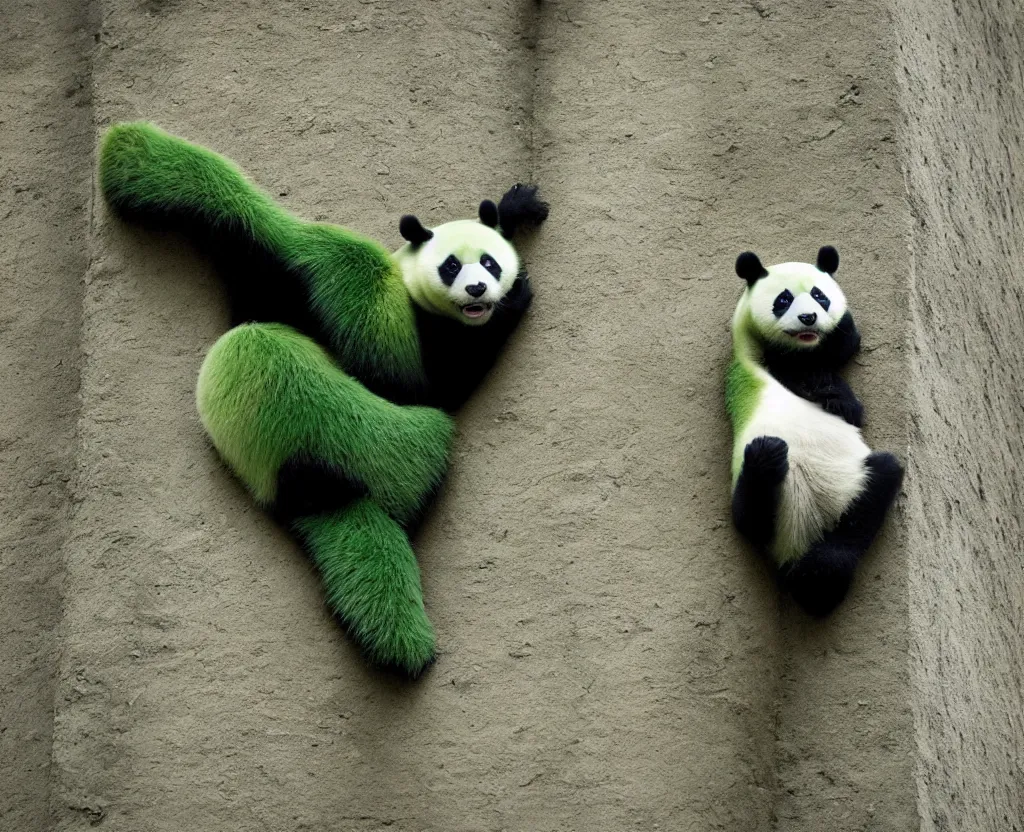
[735, 246, 847, 350]
[394, 185, 548, 326]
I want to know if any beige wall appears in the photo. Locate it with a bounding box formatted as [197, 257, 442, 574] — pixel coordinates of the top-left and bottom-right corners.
[0, 1, 1019, 830]
[895, 1, 1024, 828]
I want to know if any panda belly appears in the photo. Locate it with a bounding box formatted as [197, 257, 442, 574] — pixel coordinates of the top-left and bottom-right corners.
[742, 379, 870, 563]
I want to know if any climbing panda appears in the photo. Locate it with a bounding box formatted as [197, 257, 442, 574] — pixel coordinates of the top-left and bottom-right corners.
[725, 245, 904, 616]
[99, 122, 548, 676]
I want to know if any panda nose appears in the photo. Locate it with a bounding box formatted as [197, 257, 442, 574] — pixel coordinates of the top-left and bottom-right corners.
[798, 313, 817, 326]
[465, 282, 486, 298]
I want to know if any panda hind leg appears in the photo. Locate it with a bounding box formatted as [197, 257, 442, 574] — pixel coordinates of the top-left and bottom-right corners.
[781, 452, 904, 617]
[830, 452, 904, 551]
[732, 436, 789, 547]
[294, 499, 436, 678]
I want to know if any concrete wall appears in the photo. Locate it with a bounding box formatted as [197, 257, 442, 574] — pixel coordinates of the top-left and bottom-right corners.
[895, 1, 1024, 828]
[0, 1, 1020, 830]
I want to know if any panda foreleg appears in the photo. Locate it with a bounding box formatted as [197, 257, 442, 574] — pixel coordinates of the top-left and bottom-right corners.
[732, 436, 789, 546]
[418, 273, 534, 411]
[820, 311, 862, 367]
[801, 370, 864, 427]
[780, 451, 903, 616]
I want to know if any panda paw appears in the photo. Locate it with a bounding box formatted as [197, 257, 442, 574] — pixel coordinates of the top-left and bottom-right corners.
[823, 396, 864, 428]
[743, 436, 789, 484]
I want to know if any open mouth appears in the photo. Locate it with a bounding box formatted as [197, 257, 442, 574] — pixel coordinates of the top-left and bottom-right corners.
[460, 302, 493, 319]
[789, 330, 820, 344]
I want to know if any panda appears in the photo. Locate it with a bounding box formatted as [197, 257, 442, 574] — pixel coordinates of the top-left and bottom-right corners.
[99, 122, 548, 676]
[725, 246, 904, 616]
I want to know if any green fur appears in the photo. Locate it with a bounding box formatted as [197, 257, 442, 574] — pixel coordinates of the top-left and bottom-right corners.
[196, 323, 453, 519]
[726, 304, 766, 481]
[196, 324, 451, 673]
[100, 123, 461, 675]
[295, 501, 436, 676]
[99, 122, 426, 390]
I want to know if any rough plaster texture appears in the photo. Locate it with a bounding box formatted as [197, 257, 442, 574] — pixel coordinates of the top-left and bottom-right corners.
[894, 1, 1024, 829]
[0, 1, 1019, 830]
[0, 3, 92, 829]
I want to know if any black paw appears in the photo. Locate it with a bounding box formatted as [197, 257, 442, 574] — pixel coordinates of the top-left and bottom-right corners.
[500, 273, 533, 313]
[823, 396, 864, 428]
[497, 184, 549, 239]
[744, 436, 789, 484]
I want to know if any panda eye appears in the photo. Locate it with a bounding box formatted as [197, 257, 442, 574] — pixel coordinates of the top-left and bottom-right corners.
[811, 286, 831, 311]
[438, 254, 462, 286]
[772, 290, 794, 318]
[480, 254, 502, 279]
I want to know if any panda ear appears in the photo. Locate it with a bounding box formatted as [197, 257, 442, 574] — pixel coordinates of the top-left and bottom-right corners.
[816, 245, 839, 275]
[735, 251, 769, 286]
[478, 199, 499, 228]
[399, 214, 433, 248]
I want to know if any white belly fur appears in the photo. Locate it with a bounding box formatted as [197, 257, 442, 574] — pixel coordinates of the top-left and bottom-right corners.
[739, 379, 871, 563]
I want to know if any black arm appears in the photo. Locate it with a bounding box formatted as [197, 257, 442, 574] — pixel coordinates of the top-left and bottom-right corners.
[762, 311, 864, 426]
[415, 273, 534, 412]
[816, 312, 861, 368]
[769, 367, 864, 427]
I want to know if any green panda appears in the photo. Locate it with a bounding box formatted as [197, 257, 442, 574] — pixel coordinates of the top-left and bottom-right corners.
[99, 122, 548, 676]
[726, 246, 904, 616]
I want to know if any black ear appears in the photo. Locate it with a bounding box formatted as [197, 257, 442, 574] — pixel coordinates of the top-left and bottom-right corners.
[399, 214, 433, 248]
[497, 184, 549, 239]
[736, 251, 769, 286]
[479, 199, 499, 228]
[816, 245, 839, 275]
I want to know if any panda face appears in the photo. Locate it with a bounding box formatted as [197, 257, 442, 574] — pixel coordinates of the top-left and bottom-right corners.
[737, 249, 848, 351]
[395, 218, 520, 326]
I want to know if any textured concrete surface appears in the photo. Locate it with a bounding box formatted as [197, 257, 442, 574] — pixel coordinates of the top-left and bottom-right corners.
[0, 0, 1020, 830]
[894, 1, 1024, 829]
[0, 3, 93, 828]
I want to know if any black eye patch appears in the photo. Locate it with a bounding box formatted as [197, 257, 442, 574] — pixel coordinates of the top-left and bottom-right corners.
[480, 254, 502, 279]
[810, 286, 831, 311]
[772, 289, 794, 318]
[438, 254, 462, 286]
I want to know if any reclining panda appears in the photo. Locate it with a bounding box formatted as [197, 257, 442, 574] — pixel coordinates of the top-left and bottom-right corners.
[726, 246, 904, 615]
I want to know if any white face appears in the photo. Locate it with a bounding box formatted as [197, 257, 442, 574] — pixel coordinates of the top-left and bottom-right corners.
[748, 262, 848, 349]
[397, 219, 520, 326]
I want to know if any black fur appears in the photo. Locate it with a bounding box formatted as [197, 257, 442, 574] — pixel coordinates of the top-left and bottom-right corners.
[415, 273, 534, 412]
[780, 452, 904, 616]
[399, 214, 433, 248]
[735, 251, 769, 285]
[497, 184, 549, 240]
[272, 452, 368, 524]
[478, 199, 499, 228]
[732, 436, 789, 547]
[816, 245, 839, 275]
[438, 254, 462, 287]
[762, 312, 863, 425]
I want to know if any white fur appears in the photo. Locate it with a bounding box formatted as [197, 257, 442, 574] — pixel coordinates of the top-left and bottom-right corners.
[449, 261, 501, 304]
[393, 219, 519, 325]
[740, 374, 870, 563]
[748, 263, 847, 347]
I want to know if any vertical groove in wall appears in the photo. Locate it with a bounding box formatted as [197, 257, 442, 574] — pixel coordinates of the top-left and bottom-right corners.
[47, 0, 105, 824]
[0, 1, 95, 829]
